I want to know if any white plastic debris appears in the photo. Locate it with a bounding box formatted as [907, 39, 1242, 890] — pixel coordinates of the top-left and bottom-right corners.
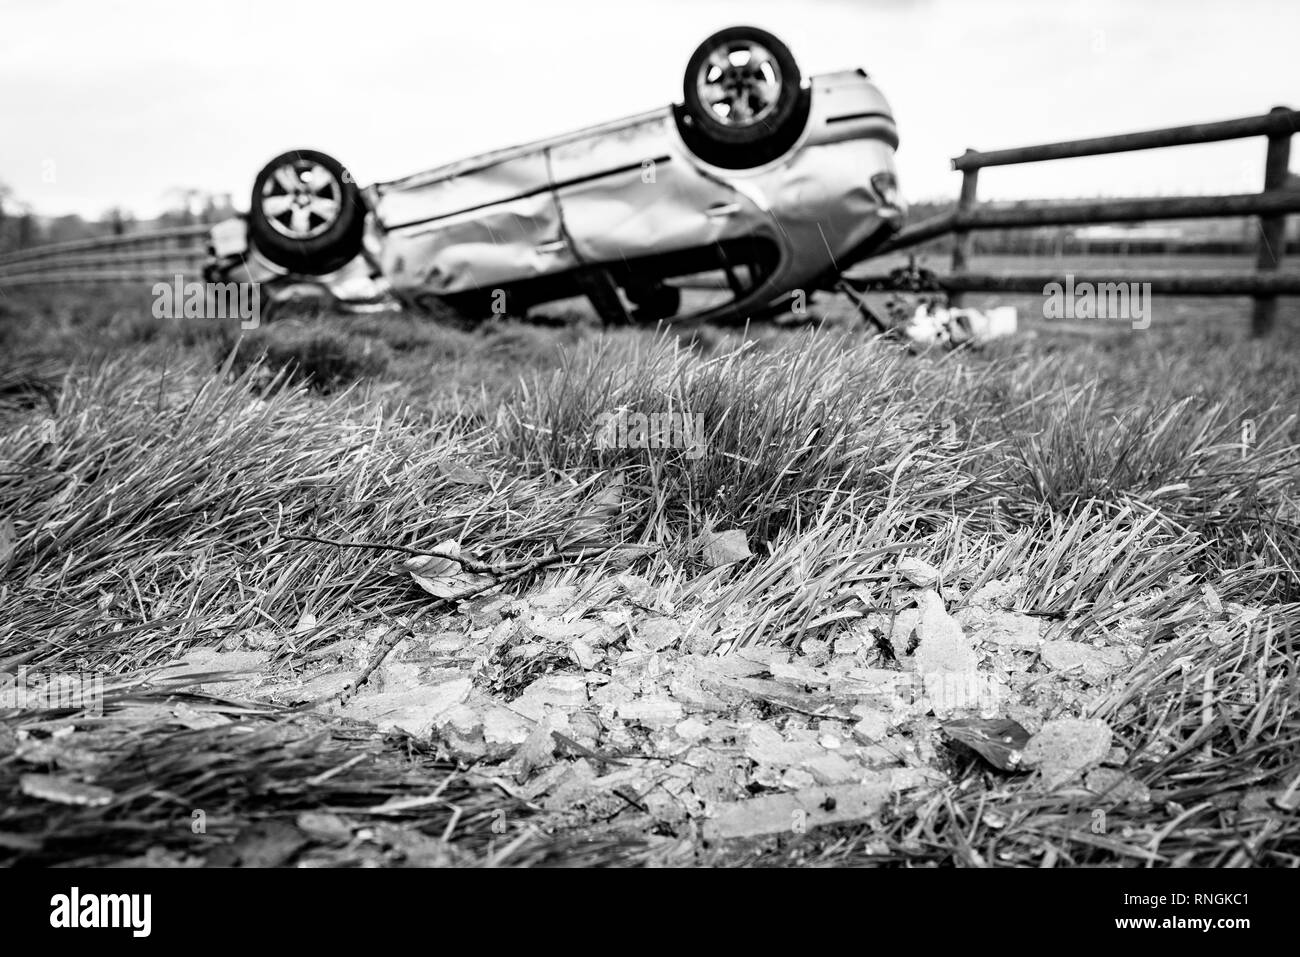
[905, 304, 1018, 347]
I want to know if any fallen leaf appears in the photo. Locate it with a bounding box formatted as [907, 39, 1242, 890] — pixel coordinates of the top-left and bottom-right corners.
[942, 716, 1031, 771]
[561, 474, 625, 547]
[402, 553, 494, 599]
[696, 529, 752, 568]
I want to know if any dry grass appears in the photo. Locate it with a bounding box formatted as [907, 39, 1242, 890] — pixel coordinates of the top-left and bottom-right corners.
[1, 285, 1298, 866]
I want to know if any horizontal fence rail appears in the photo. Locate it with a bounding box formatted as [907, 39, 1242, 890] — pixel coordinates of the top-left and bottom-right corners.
[874, 105, 1298, 335]
[0, 225, 210, 287]
[884, 190, 1300, 243]
[950, 108, 1299, 170]
[933, 272, 1300, 296]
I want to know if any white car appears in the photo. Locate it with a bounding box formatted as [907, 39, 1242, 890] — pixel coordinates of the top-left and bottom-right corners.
[207, 26, 905, 324]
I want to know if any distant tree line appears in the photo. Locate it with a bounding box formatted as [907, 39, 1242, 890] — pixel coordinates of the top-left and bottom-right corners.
[0, 182, 236, 254]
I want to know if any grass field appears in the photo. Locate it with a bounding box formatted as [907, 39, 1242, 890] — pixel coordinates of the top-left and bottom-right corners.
[1, 276, 1298, 867]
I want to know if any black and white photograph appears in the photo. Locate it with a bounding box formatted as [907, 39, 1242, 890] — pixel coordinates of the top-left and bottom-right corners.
[0, 0, 1294, 931]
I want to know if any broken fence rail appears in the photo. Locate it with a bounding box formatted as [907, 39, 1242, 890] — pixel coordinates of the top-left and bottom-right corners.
[873, 106, 1299, 336]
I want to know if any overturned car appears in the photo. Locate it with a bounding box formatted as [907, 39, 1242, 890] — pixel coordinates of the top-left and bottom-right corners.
[207, 26, 905, 325]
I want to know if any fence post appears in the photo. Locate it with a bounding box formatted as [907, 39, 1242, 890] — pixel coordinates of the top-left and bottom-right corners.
[950, 155, 979, 307]
[1252, 105, 1293, 337]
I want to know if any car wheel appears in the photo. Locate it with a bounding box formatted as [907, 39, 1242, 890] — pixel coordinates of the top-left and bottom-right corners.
[683, 26, 803, 147]
[248, 149, 364, 275]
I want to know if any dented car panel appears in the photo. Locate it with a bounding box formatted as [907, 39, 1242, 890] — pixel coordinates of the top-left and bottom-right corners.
[377, 189, 576, 293]
[549, 116, 762, 266]
[369, 151, 576, 293]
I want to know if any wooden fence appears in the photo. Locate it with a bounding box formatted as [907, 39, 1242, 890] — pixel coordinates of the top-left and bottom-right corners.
[0, 225, 210, 287]
[866, 106, 1299, 335]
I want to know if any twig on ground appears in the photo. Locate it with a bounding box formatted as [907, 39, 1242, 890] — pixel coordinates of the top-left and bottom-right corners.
[284, 532, 653, 576]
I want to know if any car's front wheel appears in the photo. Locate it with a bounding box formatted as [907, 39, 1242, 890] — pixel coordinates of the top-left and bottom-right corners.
[678, 26, 807, 167]
[247, 149, 365, 275]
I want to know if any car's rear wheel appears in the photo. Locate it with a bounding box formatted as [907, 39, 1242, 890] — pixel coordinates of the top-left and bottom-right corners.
[248, 149, 364, 275]
[682, 26, 803, 149]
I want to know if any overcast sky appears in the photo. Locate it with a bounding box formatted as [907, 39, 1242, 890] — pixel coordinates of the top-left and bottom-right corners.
[2, 0, 1296, 219]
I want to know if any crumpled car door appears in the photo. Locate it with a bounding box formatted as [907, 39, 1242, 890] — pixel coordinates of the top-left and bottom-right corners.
[547, 112, 770, 266]
[370, 150, 579, 294]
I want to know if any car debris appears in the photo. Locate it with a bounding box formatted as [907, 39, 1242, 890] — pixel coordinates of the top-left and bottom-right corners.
[703, 771, 937, 842]
[903, 304, 1019, 347]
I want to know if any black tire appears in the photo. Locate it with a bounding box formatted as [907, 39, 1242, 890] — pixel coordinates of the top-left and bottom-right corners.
[248, 149, 364, 275]
[682, 27, 802, 148]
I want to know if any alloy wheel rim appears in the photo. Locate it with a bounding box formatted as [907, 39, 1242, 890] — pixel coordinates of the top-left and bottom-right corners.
[697, 41, 782, 128]
[261, 160, 343, 240]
